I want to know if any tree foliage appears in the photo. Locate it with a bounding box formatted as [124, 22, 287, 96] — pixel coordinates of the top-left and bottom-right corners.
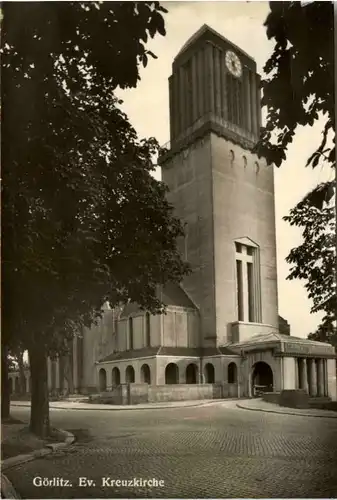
[256, 1, 336, 337]
[2, 1, 187, 349]
[2, 1, 190, 435]
[284, 189, 336, 330]
[308, 320, 337, 349]
[257, 1, 334, 175]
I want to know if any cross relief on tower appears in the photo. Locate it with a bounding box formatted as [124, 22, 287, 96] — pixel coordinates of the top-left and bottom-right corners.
[235, 238, 262, 325]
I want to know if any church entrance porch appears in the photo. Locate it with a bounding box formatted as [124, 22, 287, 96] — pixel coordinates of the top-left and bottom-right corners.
[251, 361, 273, 397]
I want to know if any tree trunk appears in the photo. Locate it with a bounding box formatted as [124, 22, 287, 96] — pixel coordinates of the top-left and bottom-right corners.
[17, 350, 26, 394]
[1, 346, 10, 419]
[64, 347, 74, 394]
[28, 345, 50, 437]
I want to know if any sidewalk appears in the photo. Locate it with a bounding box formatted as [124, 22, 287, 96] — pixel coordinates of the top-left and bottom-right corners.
[237, 398, 337, 418]
[11, 399, 222, 411]
[12, 398, 337, 416]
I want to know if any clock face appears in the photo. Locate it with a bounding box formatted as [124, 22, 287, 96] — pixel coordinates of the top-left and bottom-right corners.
[225, 50, 242, 78]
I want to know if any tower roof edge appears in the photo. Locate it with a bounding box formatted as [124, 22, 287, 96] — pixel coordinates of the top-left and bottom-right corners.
[174, 24, 256, 64]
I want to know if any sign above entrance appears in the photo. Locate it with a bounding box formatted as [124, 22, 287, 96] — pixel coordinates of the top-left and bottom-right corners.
[283, 342, 333, 356]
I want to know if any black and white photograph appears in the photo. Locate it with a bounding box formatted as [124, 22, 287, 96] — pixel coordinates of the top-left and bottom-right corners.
[1, 1, 337, 498]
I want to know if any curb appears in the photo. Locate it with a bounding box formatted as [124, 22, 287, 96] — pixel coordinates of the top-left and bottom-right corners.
[1, 428, 76, 473]
[236, 402, 337, 419]
[11, 400, 224, 411]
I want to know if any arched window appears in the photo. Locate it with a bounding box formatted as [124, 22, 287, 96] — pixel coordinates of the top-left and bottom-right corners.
[186, 363, 198, 384]
[228, 363, 237, 384]
[112, 367, 120, 386]
[99, 369, 107, 391]
[141, 364, 151, 384]
[165, 363, 179, 384]
[125, 365, 135, 383]
[204, 363, 215, 383]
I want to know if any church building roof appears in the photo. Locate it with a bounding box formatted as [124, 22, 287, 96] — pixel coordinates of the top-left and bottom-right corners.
[161, 282, 197, 309]
[98, 345, 238, 364]
[120, 283, 197, 318]
[230, 332, 334, 353]
[231, 331, 334, 347]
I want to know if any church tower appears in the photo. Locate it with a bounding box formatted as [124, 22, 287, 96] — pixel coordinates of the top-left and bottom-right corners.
[159, 25, 279, 348]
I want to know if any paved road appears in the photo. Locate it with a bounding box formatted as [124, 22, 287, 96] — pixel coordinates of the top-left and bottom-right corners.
[5, 401, 337, 498]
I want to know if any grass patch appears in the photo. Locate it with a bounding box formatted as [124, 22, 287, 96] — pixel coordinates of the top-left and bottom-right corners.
[1, 442, 35, 460]
[1, 423, 65, 460]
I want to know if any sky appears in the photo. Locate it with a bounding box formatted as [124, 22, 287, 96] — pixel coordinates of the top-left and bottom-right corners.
[116, 1, 333, 339]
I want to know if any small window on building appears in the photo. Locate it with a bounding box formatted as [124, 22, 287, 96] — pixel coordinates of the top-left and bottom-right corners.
[235, 242, 242, 253]
[128, 317, 134, 350]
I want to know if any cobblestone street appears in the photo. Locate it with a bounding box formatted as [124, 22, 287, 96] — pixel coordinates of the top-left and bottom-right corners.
[5, 401, 337, 498]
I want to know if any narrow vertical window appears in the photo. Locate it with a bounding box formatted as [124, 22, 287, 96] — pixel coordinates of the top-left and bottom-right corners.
[145, 312, 151, 347]
[237, 80, 243, 127]
[184, 60, 192, 127]
[236, 259, 244, 321]
[227, 74, 233, 122]
[247, 262, 254, 322]
[128, 317, 133, 350]
[233, 78, 238, 124]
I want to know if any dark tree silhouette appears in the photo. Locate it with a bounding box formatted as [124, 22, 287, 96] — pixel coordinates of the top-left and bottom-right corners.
[2, 2, 190, 436]
[256, 1, 335, 337]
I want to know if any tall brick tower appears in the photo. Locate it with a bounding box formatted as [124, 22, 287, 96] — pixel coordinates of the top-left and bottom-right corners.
[159, 25, 279, 348]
